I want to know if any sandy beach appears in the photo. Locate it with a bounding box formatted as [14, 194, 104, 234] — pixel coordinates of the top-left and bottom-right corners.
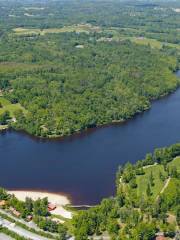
[8, 191, 70, 205]
[8, 191, 73, 219]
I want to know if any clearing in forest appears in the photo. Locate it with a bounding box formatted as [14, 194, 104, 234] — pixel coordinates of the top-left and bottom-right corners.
[0, 97, 28, 117]
[136, 156, 180, 200]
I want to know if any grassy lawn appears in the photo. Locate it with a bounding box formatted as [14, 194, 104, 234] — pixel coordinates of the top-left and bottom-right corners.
[0, 97, 11, 107]
[168, 156, 180, 170]
[0, 103, 28, 117]
[136, 164, 166, 200]
[120, 36, 179, 48]
[50, 214, 74, 235]
[136, 156, 180, 200]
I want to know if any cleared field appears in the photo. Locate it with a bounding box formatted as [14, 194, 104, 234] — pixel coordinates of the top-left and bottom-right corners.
[24, 13, 35, 17]
[120, 36, 179, 48]
[0, 97, 11, 107]
[104, 29, 118, 34]
[13, 28, 41, 34]
[13, 24, 91, 35]
[136, 156, 180, 200]
[0, 104, 28, 117]
[136, 164, 165, 200]
[21, 7, 45, 10]
[168, 156, 180, 170]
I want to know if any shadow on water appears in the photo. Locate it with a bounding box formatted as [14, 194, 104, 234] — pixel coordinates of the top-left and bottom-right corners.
[1, 71, 180, 205]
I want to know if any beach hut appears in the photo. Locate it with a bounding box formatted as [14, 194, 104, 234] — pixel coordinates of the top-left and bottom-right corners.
[48, 204, 56, 211]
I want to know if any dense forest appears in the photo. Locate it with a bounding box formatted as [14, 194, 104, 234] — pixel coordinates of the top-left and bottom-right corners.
[0, 33, 180, 136]
[0, 1, 180, 136]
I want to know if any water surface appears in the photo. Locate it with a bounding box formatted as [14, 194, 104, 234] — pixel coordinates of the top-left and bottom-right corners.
[1, 71, 180, 205]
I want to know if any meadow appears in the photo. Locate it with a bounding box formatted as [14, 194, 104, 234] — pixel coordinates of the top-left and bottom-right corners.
[136, 156, 180, 200]
[120, 36, 179, 48]
[0, 103, 28, 117]
[12, 24, 91, 35]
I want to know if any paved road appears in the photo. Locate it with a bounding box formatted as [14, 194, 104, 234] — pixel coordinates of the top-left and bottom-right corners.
[0, 209, 110, 240]
[0, 209, 58, 237]
[0, 218, 54, 240]
[0, 233, 14, 240]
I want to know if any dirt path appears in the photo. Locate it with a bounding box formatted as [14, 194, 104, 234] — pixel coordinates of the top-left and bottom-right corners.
[155, 177, 171, 201]
[160, 177, 171, 194]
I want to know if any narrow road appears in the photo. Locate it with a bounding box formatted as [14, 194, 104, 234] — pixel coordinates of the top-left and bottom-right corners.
[0, 209, 58, 237]
[0, 218, 53, 240]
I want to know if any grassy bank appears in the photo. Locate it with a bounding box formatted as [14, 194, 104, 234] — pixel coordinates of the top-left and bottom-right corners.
[136, 156, 180, 200]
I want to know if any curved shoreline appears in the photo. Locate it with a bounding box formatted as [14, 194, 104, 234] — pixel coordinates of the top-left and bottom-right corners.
[2, 87, 180, 140]
[8, 190, 71, 206]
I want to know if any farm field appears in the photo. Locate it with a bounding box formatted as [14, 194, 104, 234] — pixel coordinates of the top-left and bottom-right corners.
[120, 36, 179, 48]
[12, 24, 91, 35]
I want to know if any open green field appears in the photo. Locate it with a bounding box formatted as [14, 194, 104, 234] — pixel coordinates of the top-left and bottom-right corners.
[0, 97, 11, 107]
[21, 7, 45, 10]
[136, 156, 180, 200]
[13, 28, 41, 35]
[50, 214, 74, 234]
[168, 156, 180, 170]
[0, 103, 28, 117]
[120, 36, 179, 48]
[13, 24, 91, 35]
[136, 164, 165, 200]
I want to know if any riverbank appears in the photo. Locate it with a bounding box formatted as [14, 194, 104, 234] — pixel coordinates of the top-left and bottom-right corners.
[8, 191, 73, 219]
[8, 191, 70, 205]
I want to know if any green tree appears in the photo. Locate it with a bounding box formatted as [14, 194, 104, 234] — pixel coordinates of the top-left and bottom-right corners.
[107, 219, 119, 235]
[146, 183, 151, 196]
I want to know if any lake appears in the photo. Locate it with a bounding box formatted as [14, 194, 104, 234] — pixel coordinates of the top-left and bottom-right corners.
[1, 70, 180, 205]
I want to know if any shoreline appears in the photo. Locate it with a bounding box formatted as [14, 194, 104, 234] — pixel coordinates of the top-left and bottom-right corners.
[8, 190, 71, 206]
[8, 190, 73, 219]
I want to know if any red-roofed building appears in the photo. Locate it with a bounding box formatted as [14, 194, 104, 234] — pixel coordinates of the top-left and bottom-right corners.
[48, 204, 56, 211]
[156, 236, 167, 240]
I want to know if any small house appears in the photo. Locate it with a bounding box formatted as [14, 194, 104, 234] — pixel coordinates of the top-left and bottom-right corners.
[13, 210, 20, 217]
[0, 200, 5, 206]
[48, 204, 56, 211]
[0, 90, 2, 93]
[26, 215, 32, 220]
[9, 206, 15, 212]
[136, 36, 144, 40]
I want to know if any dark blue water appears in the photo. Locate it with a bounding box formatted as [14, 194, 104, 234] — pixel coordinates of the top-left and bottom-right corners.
[1, 71, 180, 205]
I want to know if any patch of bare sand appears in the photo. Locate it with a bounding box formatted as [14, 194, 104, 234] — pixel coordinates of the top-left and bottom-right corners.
[8, 191, 73, 219]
